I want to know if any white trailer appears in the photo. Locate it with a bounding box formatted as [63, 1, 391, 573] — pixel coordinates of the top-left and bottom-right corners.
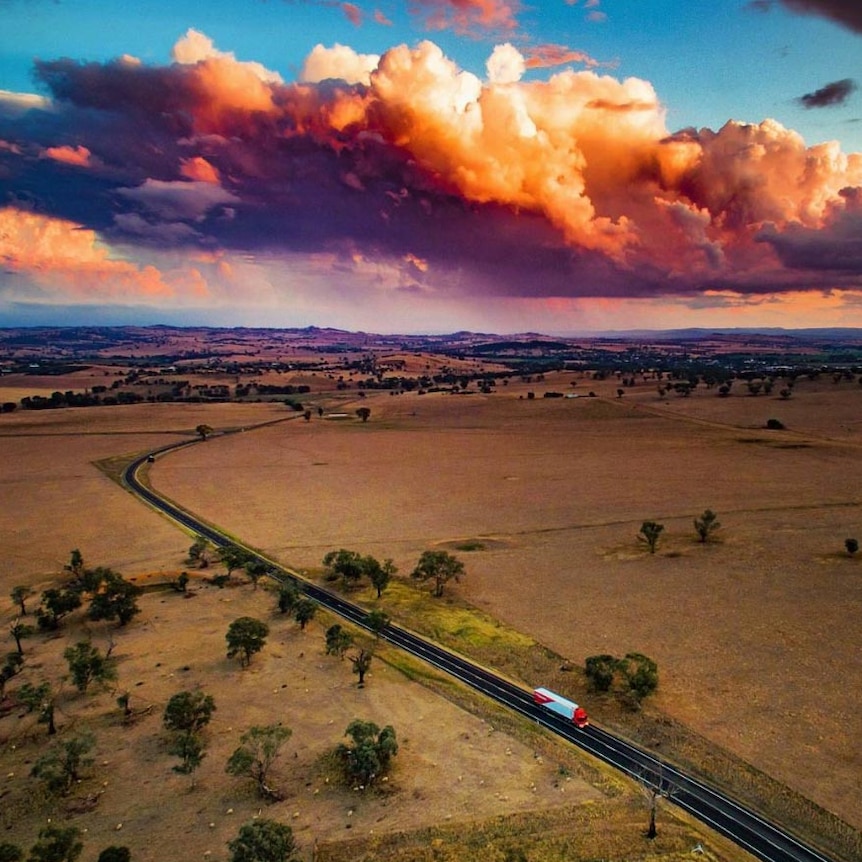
[533, 687, 589, 727]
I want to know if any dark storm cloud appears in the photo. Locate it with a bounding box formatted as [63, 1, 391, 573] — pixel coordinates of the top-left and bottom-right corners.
[797, 78, 857, 108]
[1, 39, 862, 306]
[780, 0, 862, 34]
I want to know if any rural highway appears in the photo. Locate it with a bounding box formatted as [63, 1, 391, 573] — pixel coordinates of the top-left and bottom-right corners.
[122, 435, 840, 862]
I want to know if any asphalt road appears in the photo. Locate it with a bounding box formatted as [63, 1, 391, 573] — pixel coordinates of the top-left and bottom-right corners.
[123, 438, 840, 862]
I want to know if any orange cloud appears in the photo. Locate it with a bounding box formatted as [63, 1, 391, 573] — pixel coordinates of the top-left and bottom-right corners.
[342, 3, 362, 25]
[42, 145, 92, 167]
[17, 33, 862, 307]
[0, 206, 181, 301]
[524, 44, 600, 70]
[179, 156, 221, 184]
[410, 0, 520, 34]
[170, 29, 281, 134]
[404, 252, 429, 271]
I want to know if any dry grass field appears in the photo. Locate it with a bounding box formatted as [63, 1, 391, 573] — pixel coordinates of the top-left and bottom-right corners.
[1, 366, 860, 860]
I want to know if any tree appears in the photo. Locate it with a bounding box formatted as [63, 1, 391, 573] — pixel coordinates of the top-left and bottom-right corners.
[195, 423, 214, 440]
[96, 849, 131, 862]
[63, 641, 116, 693]
[167, 731, 206, 777]
[218, 544, 253, 578]
[0, 844, 22, 862]
[322, 549, 365, 589]
[365, 557, 396, 598]
[637, 765, 676, 839]
[366, 609, 390, 639]
[116, 691, 133, 722]
[9, 619, 34, 655]
[411, 550, 465, 597]
[693, 509, 721, 543]
[163, 690, 215, 782]
[187, 537, 213, 569]
[276, 582, 300, 614]
[31, 732, 95, 795]
[88, 571, 141, 627]
[226, 617, 269, 667]
[845, 538, 858, 556]
[163, 690, 216, 736]
[17, 681, 56, 734]
[10, 585, 34, 616]
[27, 826, 83, 862]
[637, 521, 664, 554]
[67, 565, 104, 597]
[619, 652, 659, 704]
[226, 724, 292, 800]
[349, 649, 373, 687]
[227, 820, 297, 862]
[0, 652, 24, 698]
[244, 559, 270, 590]
[64, 549, 85, 582]
[36, 588, 82, 631]
[584, 654, 618, 692]
[356, 407, 371, 422]
[325, 624, 353, 659]
[293, 599, 316, 631]
[172, 571, 190, 593]
[336, 719, 398, 787]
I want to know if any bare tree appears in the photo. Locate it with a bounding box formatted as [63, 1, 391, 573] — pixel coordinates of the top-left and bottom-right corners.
[637, 764, 676, 839]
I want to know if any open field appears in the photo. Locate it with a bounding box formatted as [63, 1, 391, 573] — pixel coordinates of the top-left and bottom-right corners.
[1, 362, 861, 859]
[143, 375, 862, 831]
[2, 573, 627, 861]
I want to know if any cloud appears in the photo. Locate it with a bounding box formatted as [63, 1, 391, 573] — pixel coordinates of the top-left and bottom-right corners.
[0, 206, 175, 301]
[409, 0, 520, 35]
[41, 144, 93, 167]
[486, 44, 526, 84]
[0, 90, 52, 117]
[342, 3, 363, 25]
[172, 29, 283, 84]
[300, 44, 381, 85]
[116, 179, 239, 222]
[797, 78, 857, 108]
[524, 44, 601, 71]
[779, 0, 862, 33]
[179, 156, 221, 184]
[1, 31, 861, 318]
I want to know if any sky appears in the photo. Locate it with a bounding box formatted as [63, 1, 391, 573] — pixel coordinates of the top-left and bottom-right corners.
[0, 0, 861, 334]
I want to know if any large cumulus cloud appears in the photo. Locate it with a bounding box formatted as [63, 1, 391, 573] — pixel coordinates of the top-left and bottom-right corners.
[1, 32, 861, 314]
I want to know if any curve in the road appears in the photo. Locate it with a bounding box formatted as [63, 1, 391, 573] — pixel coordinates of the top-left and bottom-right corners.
[122, 438, 840, 862]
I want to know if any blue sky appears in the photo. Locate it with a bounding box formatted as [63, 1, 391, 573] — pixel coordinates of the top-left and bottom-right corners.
[0, 0, 861, 332]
